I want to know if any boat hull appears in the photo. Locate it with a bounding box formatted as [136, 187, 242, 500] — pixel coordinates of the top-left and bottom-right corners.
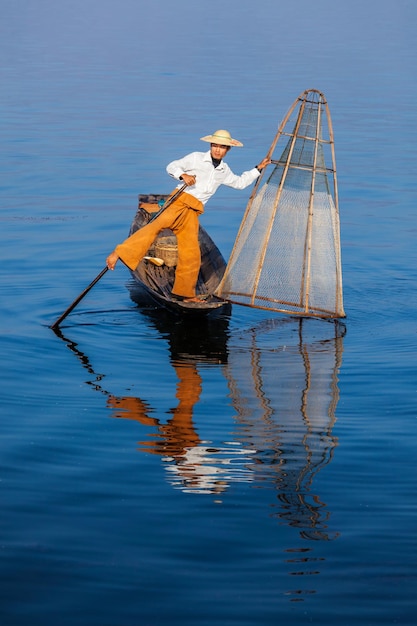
[128, 194, 229, 314]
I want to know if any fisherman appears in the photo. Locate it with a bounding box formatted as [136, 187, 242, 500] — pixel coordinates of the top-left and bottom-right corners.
[106, 130, 270, 302]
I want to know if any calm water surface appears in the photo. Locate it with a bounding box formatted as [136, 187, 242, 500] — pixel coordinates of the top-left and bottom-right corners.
[1, 1, 416, 625]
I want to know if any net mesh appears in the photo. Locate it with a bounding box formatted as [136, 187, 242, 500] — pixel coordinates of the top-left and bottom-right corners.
[216, 89, 345, 319]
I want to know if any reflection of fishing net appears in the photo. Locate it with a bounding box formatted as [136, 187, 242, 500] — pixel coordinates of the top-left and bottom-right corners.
[217, 89, 345, 319]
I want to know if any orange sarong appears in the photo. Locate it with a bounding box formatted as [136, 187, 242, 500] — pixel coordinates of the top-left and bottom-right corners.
[115, 191, 204, 298]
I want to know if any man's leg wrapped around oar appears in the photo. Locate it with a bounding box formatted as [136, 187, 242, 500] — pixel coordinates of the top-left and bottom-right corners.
[106, 191, 204, 299]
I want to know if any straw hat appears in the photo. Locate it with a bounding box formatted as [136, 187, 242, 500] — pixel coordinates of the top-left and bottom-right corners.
[200, 129, 243, 147]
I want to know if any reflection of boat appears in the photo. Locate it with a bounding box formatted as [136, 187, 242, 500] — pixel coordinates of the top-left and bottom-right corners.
[53, 311, 345, 535]
[53, 314, 346, 599]
[102, 311, 345, 522]
[128, 194, 228, 314]
[128, 277, 231, 364]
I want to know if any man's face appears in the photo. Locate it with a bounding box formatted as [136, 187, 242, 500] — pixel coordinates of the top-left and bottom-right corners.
[210, 143, 230, 160]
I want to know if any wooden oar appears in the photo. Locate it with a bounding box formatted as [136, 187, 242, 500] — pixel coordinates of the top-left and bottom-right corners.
[50, 183, 188, 330]
[146, 182, 187, 223]
[50, 267, 109, 330]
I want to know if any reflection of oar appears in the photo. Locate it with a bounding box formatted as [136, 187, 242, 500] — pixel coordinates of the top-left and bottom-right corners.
[50, 183, 187, 330]
[51, 326, 110, 396]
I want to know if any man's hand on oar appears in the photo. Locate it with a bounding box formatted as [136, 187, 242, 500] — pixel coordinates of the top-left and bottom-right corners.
[105, 183, 187, 272]
[106, 251, 119, 270]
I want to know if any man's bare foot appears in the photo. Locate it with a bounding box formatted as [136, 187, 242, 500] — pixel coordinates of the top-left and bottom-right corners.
[171, 293, 209, 303]
[182, 295, 208, 303]
[106, 251, 119, 270]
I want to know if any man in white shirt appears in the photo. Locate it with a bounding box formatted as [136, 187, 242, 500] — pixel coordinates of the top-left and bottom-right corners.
[106, 130, 270, 302]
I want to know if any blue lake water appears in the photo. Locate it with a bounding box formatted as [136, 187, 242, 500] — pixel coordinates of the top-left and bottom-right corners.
[1, 1, 416, 625]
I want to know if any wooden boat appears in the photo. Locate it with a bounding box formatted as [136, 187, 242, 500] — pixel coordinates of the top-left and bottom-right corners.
[128, 193, 229, 313]
[50, 90, 344, 331]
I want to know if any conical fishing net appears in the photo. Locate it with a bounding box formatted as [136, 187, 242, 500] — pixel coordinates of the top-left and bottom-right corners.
[216, 89, 345, 319]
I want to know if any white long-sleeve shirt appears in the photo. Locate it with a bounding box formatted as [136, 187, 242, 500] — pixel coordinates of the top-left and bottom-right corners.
[166, 150, 260, 205]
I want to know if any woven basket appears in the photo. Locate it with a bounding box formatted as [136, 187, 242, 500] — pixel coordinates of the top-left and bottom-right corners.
[154, 236, 178, 267]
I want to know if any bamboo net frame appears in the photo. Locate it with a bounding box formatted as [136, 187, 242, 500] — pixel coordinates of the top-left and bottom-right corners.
[216, 89, 345, 319]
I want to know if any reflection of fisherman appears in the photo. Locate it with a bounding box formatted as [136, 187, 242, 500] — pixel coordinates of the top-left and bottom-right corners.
[108, 364, 202, 458]
[108, 360, 253, 495]
[108, 362, 228, 493]
[106, 130, 270, 302]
